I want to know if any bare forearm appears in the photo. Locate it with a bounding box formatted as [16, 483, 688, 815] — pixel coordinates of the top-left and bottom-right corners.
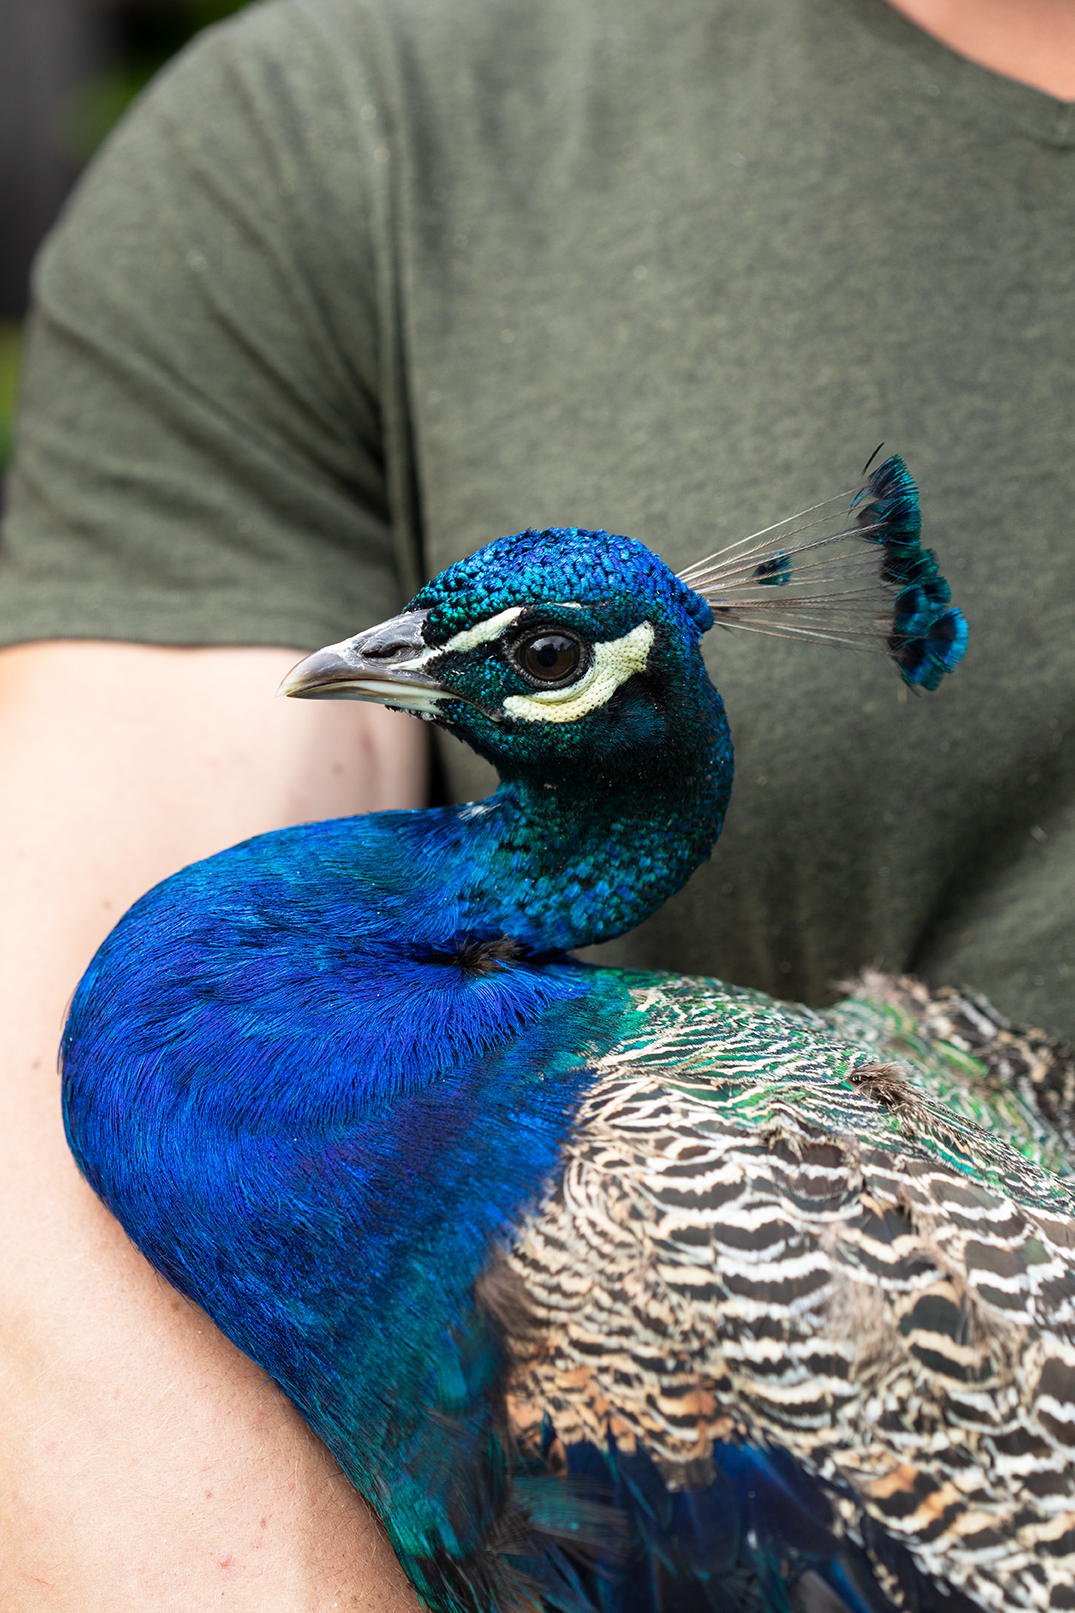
[0, 642, 425, 1612]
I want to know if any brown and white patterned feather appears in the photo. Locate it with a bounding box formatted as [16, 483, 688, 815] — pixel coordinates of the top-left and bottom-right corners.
[493, 976, 1075, 1613]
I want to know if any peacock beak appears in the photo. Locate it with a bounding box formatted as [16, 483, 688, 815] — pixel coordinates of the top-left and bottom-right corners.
[277, 610, 446, 715]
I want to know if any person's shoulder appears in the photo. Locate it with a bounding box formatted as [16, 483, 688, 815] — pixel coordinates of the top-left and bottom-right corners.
[182, 0, 643, 76]
[138, 0, 536, 106]
[141, 0, 633, 141]
[194, 0, 599, 52]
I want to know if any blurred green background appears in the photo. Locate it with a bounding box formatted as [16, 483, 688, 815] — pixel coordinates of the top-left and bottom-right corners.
[57, 2, 247, 161]
[0, 326, 23, 473]
[1, 0, 249, 481]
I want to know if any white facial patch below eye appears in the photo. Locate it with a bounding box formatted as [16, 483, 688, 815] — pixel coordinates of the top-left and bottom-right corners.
[503, 622, 654, 724]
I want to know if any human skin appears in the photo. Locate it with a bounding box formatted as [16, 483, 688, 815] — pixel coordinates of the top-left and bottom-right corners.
[885, 0, 1075, 98]
[0, 642, 426, 1611]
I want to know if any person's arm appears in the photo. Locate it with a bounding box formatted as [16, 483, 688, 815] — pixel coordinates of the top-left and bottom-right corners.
[0, 640, 426, 1612]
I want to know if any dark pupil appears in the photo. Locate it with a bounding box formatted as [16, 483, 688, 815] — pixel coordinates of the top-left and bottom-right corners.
[521, 634, 580, 682]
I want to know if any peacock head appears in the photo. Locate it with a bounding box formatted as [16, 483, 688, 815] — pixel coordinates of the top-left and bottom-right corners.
[279, 526, 723, 785]
[279, 457, 967, 796]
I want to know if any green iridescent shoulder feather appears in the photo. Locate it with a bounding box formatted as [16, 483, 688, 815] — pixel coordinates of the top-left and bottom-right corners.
[824, 969, 1075, 1183]
[592, 966, 1075, 1203]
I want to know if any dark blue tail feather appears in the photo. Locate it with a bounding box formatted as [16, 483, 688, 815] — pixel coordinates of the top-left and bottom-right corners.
[530, 1434, 976, 1613]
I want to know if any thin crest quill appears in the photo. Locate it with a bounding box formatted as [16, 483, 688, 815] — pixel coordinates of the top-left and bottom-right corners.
[677, 493, 858, 583]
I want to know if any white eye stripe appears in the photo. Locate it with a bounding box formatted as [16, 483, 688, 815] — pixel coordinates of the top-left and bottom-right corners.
[503, 622, 654, 724]
[388, 605, 526, 673]
[443, 607, 525, 653]
[384, 605, 651, 727]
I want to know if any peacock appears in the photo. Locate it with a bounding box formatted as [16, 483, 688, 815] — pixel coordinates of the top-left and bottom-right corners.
[61, 456, 1075, 1613]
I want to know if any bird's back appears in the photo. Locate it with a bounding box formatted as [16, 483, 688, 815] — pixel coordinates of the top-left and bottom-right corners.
[485, 970, 1075, 1613]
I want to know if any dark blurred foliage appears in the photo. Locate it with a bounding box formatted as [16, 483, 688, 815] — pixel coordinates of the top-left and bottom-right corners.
[1, 0, 249, 471]
[58, 1, 249, 162]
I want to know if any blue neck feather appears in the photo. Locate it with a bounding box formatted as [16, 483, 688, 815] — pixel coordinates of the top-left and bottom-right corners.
[444, 697, 730, 952]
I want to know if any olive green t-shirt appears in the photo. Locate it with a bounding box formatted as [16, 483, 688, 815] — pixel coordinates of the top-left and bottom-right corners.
[1, 0, 1073, 1035]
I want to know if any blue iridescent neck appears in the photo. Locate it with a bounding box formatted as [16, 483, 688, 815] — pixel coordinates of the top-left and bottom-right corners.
[441, 669, 732, 953]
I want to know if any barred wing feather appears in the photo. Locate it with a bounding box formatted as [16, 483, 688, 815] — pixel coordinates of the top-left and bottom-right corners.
[496, 977, 1075, 1613]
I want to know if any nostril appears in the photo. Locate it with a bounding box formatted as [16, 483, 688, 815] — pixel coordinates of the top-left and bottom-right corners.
[348, 610, 430, 665]
[361, 639, 414, 661]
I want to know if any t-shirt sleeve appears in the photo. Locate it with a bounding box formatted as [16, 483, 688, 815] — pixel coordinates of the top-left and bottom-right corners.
[0, 1, 405, 651]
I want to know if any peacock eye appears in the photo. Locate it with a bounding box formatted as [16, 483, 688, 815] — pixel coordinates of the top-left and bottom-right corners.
[512, 631, 588, 687]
